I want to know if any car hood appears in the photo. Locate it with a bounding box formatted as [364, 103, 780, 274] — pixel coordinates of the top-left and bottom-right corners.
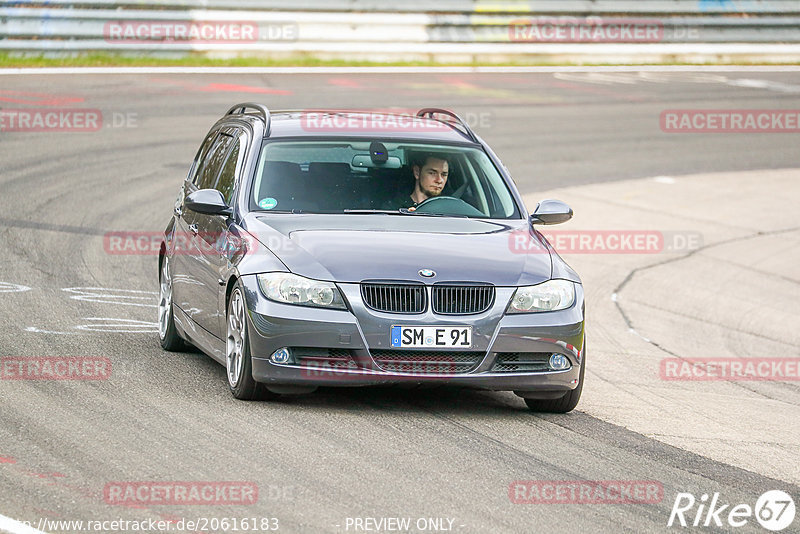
[243, 214, 553, 286]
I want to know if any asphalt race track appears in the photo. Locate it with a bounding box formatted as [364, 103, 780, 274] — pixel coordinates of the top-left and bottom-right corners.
[1, 68, 799, 533]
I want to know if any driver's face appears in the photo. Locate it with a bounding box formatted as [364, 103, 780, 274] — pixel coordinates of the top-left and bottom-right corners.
[414, 158, 449, 199]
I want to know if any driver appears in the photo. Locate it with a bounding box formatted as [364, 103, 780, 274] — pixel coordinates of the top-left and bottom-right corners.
[382, 154, 448, 210]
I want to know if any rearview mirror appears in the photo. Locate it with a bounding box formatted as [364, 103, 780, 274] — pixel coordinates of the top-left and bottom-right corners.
[352, 154, 402, 169]
[530, 199, 573, 225]
[185, 189, 233, 216]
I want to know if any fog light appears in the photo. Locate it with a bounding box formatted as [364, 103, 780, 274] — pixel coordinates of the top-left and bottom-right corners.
[270, 347, 292, 364]
[549, 353, 570, 370]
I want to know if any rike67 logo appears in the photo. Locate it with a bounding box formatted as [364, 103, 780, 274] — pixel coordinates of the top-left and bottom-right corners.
[668, 490, 795, 531]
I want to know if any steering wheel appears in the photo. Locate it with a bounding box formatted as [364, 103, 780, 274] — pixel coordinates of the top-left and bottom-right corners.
[416, 195, 458, 208]
[413, 196, 484, 217]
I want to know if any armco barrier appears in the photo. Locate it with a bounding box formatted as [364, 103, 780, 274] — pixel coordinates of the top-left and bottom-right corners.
[1, 1, 799, 63]
[3, 1, 800, 14]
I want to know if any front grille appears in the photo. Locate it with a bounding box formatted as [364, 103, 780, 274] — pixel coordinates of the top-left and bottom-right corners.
[292, 347, 358, 370]
[432, 284, 495, 315]
[491, 352, 554, 373]
[361, 282, 426, 314]
[370, 349, 484, 374]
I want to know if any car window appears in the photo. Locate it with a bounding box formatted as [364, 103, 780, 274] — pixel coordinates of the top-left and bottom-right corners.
[466, 151, 517, 218]
[216, 137, 242, 204]
[251, 141, 522, 219]
[195, 133, 234, 190]
[187, 130, 218, 184]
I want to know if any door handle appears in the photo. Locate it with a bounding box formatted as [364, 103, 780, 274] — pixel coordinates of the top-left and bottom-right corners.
[189, 223, 199, 234]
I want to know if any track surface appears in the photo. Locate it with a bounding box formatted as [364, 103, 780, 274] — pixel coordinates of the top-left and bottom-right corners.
[1, 70, 799, 533]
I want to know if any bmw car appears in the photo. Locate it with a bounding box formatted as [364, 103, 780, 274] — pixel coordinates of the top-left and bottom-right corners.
[158, 103, 585, 413]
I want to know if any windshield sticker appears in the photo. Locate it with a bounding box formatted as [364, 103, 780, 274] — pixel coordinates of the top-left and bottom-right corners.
[259, 197, 278, 210]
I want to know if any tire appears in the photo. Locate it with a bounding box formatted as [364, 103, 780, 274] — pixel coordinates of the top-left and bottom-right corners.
[524, 342, 585, 414]
[158, 255, 188, 352]
[225, 284, 278, 401]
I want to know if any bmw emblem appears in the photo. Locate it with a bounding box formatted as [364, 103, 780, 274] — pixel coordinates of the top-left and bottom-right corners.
[419, 269, 436, 278]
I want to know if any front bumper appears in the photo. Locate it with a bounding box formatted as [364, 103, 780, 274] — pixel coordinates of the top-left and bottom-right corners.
[240, 275, 585, 393]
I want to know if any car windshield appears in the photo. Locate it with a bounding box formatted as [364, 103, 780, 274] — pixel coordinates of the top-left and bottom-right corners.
[250, 140, 521, 219]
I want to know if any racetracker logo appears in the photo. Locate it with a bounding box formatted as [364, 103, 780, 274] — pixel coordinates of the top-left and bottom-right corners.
[298, 108, 491, 132]
[300, 357, 459, 382]
[509, 17, 664, 42]
[103, 481, 258, 505]
[509, 480, 664, 504]
[660, 358, 800, 381]
[103, 20, 296, 43]
[668, 490, 796, 531]
[104, 231, 259, 256]
[1, 357, 111, 380]
[300, 111, 452, 133]
[509, 230, 702, 254]
[660, 110, 800, 133]
[0, 109, 102, 132]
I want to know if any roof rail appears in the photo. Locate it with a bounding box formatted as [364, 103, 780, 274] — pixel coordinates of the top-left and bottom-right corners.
[225, 102, 271, 137]
[416, 108, 478, 143]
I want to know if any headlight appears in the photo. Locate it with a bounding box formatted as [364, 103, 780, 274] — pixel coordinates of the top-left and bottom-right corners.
[508, 279, 575, 313]
[256, 273, 346, 310]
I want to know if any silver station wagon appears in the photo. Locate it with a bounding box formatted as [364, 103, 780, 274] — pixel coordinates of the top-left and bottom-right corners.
[158, 103, 585, 413]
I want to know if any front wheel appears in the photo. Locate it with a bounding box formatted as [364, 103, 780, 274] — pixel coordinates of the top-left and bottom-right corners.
[226, 285, 278, 401]
[523, 343, 585, 414]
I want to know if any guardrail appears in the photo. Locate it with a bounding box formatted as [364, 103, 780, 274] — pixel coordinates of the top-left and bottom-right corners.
[1, 2, 800, 63]
[3, 1, 800, 14]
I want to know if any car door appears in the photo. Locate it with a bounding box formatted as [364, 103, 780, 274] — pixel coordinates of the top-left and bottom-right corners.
[176, 129, 233, 330]
[208, 130, 248, 337]
[171, 128, 219, 318]
[184, 127, 241, 336]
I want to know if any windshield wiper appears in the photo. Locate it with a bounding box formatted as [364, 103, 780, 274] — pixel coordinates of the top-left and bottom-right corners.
[401, 210, 469, 218]
[342, 209, 402, 215]
[258, 209, 305, 214]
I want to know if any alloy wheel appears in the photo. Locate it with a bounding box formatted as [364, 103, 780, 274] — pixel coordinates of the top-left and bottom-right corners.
[226, 289, 246, 387]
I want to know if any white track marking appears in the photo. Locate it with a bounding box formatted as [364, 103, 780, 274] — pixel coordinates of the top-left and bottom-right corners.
[555, 72, 641, 85]
[554, 71, 800, 93]
[556, 71, 732, 85]
[653, 176, 676, 184]
[62, 287, 157, 308]
[1, 66, 800, 75]
[23, 327, 79, 335]
[726, 77, 800, 93]
[22, 288, 158, 334]
[638, 72, 730, 84]
[74, 317, 158, 333]
[628, 328, 651, 343]
[0, 513, 49, 534]
[0, 283, 32, 293]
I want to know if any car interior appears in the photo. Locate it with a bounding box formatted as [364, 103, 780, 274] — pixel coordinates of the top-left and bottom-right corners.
[252, 142, 518, 218]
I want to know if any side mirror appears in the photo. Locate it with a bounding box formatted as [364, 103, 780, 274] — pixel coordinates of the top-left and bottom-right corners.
[530, 199, 573, 225]
[185, 189, 233, 217]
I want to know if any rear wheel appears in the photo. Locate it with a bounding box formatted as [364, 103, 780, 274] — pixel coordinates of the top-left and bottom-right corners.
[226, 285, 278, 401]
[158, 256, 187, 351]
[523, 344, 585, 414]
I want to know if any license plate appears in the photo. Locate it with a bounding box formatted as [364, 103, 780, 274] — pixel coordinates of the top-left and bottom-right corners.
[390, 326, 472, 348]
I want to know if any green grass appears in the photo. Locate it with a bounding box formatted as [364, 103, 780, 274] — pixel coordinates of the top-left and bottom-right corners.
[0, 53, 407, 68]
[1, 52, 798, 68]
